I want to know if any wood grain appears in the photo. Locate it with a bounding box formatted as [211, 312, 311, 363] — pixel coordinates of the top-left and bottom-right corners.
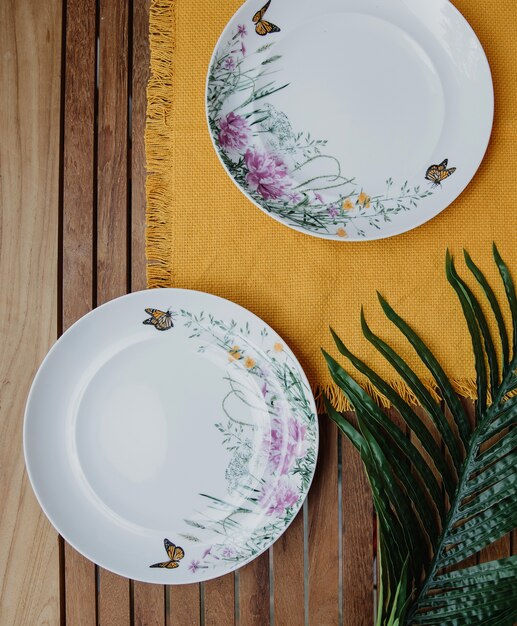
[0, 0, 61, 624]
[131, 0, 150, 293]
[238, 552, 270, 626]
[308, 417, 339, 625]
[98, 571, 130, 626]
[342, 413, 374, 626]
[62, 0, 96, 326]
[204, 575, 235, 626]
[134, 583, 166, 626]
[273, 511, 304, 626]
[169, 584, 201, 626]
[97, 0, 128, 305]
[61, 0, 98, 622]
[63, 550, 96, 626]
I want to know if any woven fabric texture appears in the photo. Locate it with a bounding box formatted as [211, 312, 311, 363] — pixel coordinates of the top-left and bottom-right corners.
[146, 0, 516, 409]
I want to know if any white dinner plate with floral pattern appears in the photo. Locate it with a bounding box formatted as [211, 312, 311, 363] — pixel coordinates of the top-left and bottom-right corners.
[24, 289, 318, 583]
[206, 0, 493, 240]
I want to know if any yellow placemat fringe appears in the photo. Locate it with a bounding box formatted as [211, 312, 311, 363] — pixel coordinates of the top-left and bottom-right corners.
[146, 0, 175, 288]
[313, 379, 475, 414]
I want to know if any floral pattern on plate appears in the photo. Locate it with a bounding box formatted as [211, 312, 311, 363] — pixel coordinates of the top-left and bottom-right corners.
[147, 307, 317, 573]
[207, 26, 447, 238]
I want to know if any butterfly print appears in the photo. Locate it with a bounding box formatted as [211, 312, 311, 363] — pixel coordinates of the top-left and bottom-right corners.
[253, 0, 280, 36]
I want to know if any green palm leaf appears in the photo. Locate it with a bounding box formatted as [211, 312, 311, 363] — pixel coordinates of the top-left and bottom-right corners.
[323, 246, 517, 625]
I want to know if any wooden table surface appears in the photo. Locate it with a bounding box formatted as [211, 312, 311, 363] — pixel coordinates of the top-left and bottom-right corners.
[1, 1, 512, 625]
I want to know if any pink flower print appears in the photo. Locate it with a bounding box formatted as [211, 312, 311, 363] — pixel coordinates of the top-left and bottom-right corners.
[282, 443, 298, 475]
[263, 417, 296, 475]
[269, 453, 293, 475]
[240, 42, 247, 56]
[270, 416, 284, 440]
[288, 191, 302, 204]
[245, 149, 291, 200]
[265, 420, 281, 453]
[262, 413, 309, 476]
[288, 418, 308, 456]
[188, 560, 200, 573]
[260, 477, 299, 517]
[218, 112, 250, 152]
[314, 191, 324, 203]
[288, 418, 306, 443]
[237, 24, 247, 37]
[328, 205, 339, 218]
[261, 382, 268, 398]
[202, 546, 212, 559]
[224, 56, 236, 71]
[222, 547, 235, 558]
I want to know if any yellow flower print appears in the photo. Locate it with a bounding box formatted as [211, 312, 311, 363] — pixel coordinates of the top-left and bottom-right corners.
[244, 357, 256, 369]
[342, 198, 354, 211]
[337, 227, 348, 238]
[274, 342, 283, 352]
[358, 192, 370, 207]
[228, 345, 242, 362]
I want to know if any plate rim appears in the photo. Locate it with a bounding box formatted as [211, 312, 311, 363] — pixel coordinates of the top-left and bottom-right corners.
[23, 287, 319, 584]
[205, 0, 494, 242]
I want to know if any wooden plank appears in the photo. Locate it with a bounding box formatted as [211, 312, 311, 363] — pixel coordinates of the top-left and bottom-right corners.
[238, 552, 270, 626]
[131, 0, 150, 293]
[63, 550, 96, 626]
[97, 0, 128, 305]
[273, 511, 304, 626]
[169, 584, 201, 626]
[204, 575, 235, 626]
[61, 0, 98, 622]
[134, 583, 165, 626]
[96, 0, 131, 622]
[342, 413, 374, 626]
[98, 571, 131, 626]
[0, 0, 61, 623]
[308, 417, 339, 625]
[62, 0, 96, 326]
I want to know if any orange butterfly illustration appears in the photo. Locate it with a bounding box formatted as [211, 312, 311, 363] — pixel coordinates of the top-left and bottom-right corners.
[150, 539, 185, 569]
[425, 159, 456, 187]
[253, 0, 280, 36]
[143, 308, 175, 331]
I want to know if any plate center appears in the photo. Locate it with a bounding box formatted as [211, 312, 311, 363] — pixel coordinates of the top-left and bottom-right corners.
[269, 12, 445, 186]
[74, 337, 268, 532]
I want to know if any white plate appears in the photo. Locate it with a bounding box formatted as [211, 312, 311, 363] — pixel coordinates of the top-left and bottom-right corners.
[24, 289, 318, 583]
[206, 0, 493, 240]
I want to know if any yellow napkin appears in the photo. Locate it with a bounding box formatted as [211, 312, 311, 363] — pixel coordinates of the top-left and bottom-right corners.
[146, 0, 516, 409]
